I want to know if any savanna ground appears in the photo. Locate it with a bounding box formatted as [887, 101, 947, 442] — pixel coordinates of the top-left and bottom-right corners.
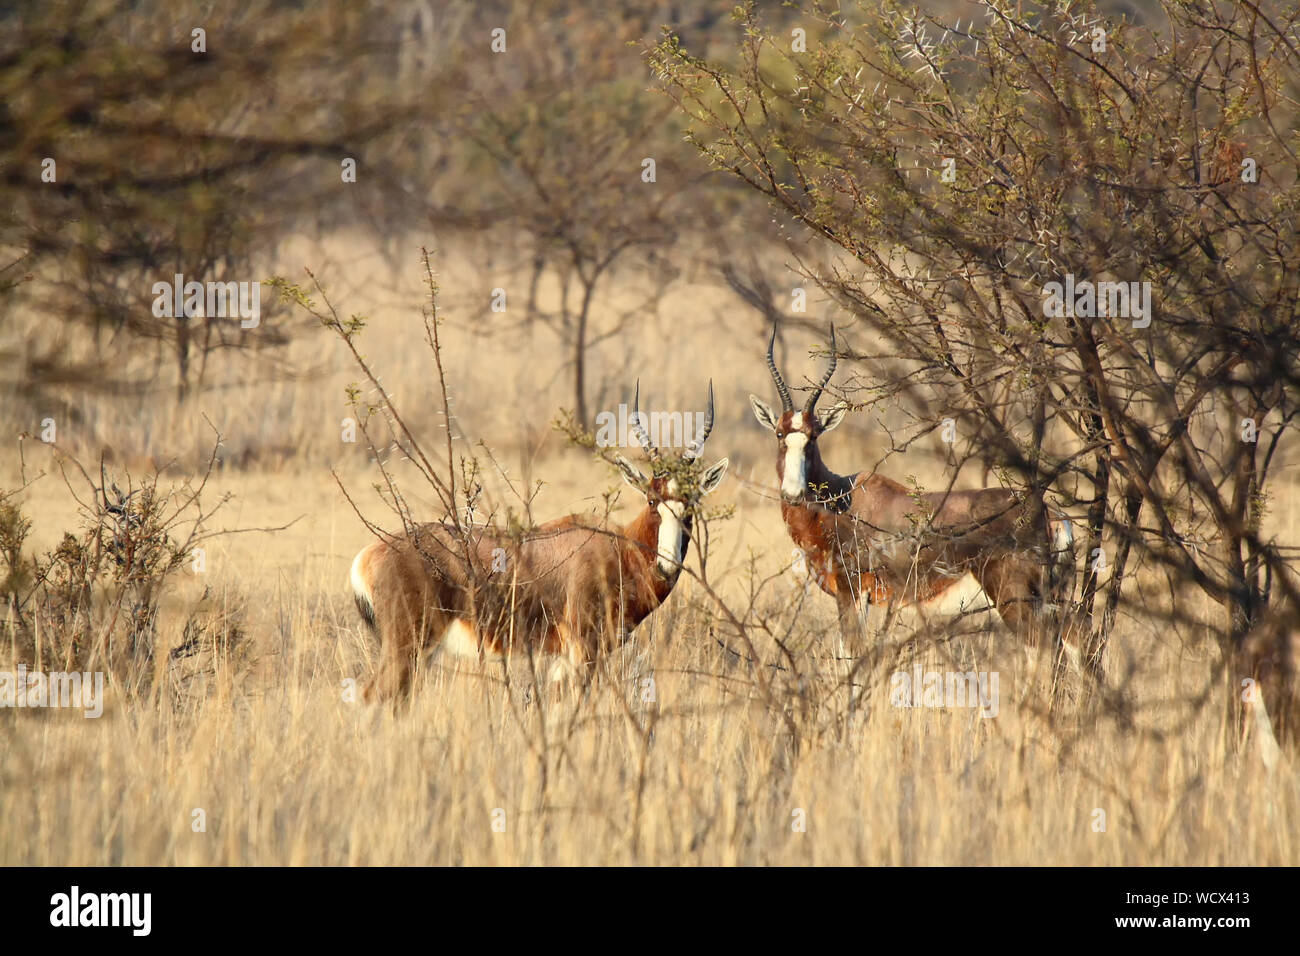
[2, 234, 1295, 866]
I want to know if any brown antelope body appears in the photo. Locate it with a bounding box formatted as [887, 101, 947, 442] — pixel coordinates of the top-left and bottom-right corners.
[351, 384, 728, 702]
[751, 326, 1075, 646]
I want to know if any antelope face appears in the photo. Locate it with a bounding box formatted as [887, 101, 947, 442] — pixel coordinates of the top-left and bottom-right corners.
[617, 378, 726, 576]
[751, 322, 846, 503]
[750, 403, 848, 502]
[616, 458, 729, 576]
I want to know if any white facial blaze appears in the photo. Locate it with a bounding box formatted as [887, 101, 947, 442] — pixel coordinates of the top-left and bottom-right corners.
[782, 417, 809, 499]
[656, 492, 688, 575]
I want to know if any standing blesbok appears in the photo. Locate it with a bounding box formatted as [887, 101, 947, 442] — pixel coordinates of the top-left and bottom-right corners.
[750, 324, 1076, 655]
[350, 383, 728, 703]
[1237, 622, 1297, 769]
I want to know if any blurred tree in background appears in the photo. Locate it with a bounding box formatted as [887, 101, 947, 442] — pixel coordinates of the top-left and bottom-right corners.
[449, 4, 699, 426]
[0, 0, 445, 402]
[0, 0, 797, 423]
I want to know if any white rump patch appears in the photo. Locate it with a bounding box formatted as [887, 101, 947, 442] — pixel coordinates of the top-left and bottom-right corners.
[887, 575, 1005, 633]
[923, 575, 994, 618]
[441, 618, 500, 660]
[350, 546, 375, 608]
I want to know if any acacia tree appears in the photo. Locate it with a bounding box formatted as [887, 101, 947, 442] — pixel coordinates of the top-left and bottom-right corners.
[651, 0, 1300, 745]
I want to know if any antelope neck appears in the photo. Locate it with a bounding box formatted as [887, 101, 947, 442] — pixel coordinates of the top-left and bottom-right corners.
[624, 505, 685, 585]
[799, 443, 854, 512]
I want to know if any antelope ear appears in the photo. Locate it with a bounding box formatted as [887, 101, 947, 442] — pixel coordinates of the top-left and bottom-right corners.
[819, 401, 850, 433]
[613, 454, 648, 489]
[700, 457, 729, 495]
[750, 395, 779, 432]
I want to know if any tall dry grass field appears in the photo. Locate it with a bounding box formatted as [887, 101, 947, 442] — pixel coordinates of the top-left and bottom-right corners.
[2, 235, 1296, 866]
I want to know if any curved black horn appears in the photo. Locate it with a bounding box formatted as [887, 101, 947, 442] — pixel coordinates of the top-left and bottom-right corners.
[803, 324, 837, 416]
[683, 380, 715, 460]
[699, 379, 715, 448]
[766, 323, 794, 412]
[630, 380, 661, 460]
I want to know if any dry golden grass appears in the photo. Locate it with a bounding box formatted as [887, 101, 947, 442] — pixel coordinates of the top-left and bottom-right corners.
[2, 234, 1297, 865]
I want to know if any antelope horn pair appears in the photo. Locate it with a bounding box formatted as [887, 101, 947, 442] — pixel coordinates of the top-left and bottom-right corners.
[766, 322, 837, 415]
[630, 380, 715, 460]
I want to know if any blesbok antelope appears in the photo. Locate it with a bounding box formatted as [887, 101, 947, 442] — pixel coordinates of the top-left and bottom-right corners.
[1237, 623, 1297, 769]
[350, 383, 728, 702]
[750, 325, 1076, 652]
